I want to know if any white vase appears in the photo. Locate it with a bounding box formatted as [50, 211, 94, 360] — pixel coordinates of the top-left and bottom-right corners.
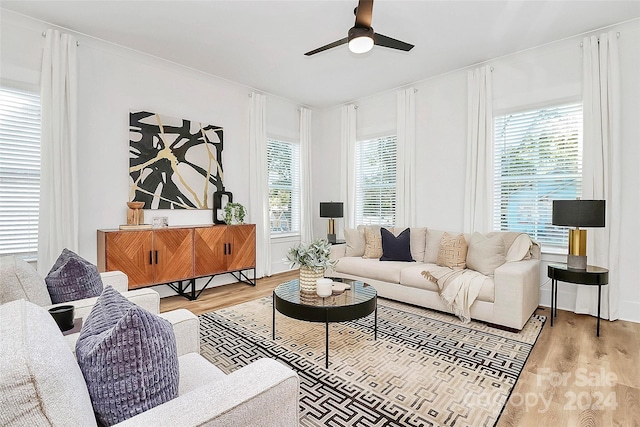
[316, 278, 333, 297]
[299, 266, 324, 293]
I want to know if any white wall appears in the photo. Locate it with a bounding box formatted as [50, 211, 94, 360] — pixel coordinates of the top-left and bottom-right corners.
[1, 11, 302, 294]
[314, 19, 640, 322]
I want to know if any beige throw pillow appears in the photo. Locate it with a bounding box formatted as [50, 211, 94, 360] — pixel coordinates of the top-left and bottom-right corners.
[505, 233, 533, 262]
[363, 226, 383, 259]
[344, 227, 366, 257]
[466, 232, 506, 276]
[436, 232, 467, 269]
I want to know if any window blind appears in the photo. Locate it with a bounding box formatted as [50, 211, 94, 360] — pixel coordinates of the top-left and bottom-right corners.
[267, 139, 300, 234]
[355, 135, 397, 226]
[493, 103, 582, 248]
[0, 87, 41, 259]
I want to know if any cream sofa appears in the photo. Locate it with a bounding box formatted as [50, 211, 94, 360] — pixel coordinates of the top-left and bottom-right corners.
[327, 228, 540, 331]
[1, 293, 300, 426]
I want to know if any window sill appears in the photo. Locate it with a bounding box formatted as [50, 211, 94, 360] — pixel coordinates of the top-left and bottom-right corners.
[270, 233, 300, 241]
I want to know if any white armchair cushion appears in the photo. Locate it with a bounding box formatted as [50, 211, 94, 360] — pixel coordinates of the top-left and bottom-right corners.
[0, 299, 96, 427]
[0, 256, 52, 306]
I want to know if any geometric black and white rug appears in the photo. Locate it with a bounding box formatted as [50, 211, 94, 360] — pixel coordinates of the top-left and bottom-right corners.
[199, 297, 545, 427]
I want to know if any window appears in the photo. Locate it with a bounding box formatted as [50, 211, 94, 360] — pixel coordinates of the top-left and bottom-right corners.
[355, 135, 397, 226]
[0, 86, 41, 259]
[267, 139, 300, 234]
[493, 103, 582, 248]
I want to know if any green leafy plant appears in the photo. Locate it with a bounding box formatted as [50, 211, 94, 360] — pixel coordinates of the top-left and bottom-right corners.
[287, 238, 336, 272]
[224, 203, 246, 225]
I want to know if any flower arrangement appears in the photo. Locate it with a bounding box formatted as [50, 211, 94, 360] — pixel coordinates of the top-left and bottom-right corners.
[224, 202, 246, 225]
[286, 238, 336, 272]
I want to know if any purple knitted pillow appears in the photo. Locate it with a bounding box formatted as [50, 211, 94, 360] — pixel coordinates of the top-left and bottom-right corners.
[75, 286, 179, 426]
[45, 248, 103, 303]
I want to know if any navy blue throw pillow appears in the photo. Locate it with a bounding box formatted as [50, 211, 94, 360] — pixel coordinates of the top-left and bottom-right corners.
[380, 228, 415, 262]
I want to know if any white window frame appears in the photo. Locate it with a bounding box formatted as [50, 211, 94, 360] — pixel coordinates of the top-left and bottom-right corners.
[0, 84, 41, 260]
[267, 138, 300, 237]
[355, 134, 397, 227]
[493, 102, 583, 250]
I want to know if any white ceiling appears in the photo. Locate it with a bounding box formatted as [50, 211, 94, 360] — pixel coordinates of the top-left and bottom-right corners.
[3, 0, 639, 108]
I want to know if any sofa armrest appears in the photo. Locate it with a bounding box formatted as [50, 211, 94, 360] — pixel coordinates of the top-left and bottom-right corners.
[330, 244, 346, 261]
[100, 270, 128, 293]
[159, 309, 199, 356]
[115, 358, 300, 427]
[47, 288, 160, 321]
[492, 259, 540, 330]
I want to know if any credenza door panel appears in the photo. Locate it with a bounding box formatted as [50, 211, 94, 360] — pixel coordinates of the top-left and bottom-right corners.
[153, 228, 194, 283]
[104, 231, 153, 288]
[227, 225, 256, 272]
[194, 226, 227, 276]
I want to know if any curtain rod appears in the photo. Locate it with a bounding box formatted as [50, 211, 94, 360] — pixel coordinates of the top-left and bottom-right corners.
[42, 31, 80, 46]
[580, 31, 620, 47]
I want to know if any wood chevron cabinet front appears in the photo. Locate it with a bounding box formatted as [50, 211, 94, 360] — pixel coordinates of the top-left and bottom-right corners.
[98, 225, 256, 291]
[194, 224, 256, 276]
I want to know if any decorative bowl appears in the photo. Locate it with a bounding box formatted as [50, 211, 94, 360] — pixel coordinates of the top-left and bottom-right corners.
[126, 201, 145, 209]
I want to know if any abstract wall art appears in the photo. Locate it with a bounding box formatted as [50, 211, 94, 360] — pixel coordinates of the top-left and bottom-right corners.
[129, 111, 223, 209]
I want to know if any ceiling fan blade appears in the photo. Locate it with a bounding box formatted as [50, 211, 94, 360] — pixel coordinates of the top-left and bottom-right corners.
[374, 33, 414, 51]
[304, 37, 349, 56]
[354, 0, 373, 28]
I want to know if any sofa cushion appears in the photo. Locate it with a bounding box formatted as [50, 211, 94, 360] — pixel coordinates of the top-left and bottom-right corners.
[0, 255, 52, 306]
[389, 227, 427, 263]
[0, 299, 96, 426]
[380, 228, 414, 262]
[505, 233, 533, 262]
[363, 226, 383, 259]
[399, 263, 495, 303]
[466, 232, 506, 276]
[424, 229, 446, 263]
[334, 257, 405, 284]
[436, 233, 467, 269]
[45, 249, 103, 304]
[344, 227, 365, 257]
[76, 285, 179, 426]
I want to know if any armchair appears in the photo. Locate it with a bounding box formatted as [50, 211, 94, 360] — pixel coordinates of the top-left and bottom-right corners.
[1, 285, 300, 427]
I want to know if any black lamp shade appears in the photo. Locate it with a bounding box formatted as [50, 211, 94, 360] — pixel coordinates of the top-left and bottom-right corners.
[552, 200, 606, 227]
[319, 202, 344, 218]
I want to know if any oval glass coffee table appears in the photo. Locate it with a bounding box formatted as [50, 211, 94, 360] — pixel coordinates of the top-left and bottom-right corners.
[273, 279, 377, 368]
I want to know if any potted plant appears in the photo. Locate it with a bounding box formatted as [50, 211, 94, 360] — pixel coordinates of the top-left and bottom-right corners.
[224, 203, 246, 225]
[287, 239, 337, 292]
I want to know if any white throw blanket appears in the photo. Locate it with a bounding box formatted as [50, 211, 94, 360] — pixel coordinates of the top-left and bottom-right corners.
[421, 267, 487, 323]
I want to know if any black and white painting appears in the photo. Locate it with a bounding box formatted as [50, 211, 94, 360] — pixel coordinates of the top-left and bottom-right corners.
[129, 111, 223, 209]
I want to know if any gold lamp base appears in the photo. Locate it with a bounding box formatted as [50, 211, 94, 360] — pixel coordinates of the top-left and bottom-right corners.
[567, 228, 587, 270]
[327, 218, 336, 244]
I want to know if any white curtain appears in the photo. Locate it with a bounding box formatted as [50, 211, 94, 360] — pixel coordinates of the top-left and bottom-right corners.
[463, 65, 493, 234]
[299, 107, 314, 244]
[38, 29, 79, 275]
[340, 104, 357, 228]
[248, 92, 271, 277]
[577, 31, 621, 320]
[396, 87, 416, 228]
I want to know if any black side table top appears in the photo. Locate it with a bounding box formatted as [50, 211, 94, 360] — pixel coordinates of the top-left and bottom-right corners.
[548, 264, 609, 285]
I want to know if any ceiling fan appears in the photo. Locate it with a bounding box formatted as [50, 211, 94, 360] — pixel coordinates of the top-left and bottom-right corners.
[304, 0, 414, 56]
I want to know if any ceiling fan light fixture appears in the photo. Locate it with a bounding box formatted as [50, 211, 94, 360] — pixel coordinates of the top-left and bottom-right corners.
[348, 26, 374, 54]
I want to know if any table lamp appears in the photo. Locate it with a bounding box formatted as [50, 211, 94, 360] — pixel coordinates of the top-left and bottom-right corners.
[552, 199, 605, 270]
[319, 202, 343, 244]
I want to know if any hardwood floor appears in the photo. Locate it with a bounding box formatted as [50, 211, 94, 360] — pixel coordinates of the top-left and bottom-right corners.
[160, 271, 640, 426]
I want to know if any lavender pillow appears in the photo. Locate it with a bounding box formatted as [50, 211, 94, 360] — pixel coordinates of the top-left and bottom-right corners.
[45, 249, 103, 303]
[75, 286, 179, 426]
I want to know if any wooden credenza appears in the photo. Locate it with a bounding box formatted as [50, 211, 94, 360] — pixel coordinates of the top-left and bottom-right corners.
[97, 224, 256, 298]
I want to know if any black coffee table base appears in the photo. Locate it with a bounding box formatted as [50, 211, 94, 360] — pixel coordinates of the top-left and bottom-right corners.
[272, 280, 377, 368]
